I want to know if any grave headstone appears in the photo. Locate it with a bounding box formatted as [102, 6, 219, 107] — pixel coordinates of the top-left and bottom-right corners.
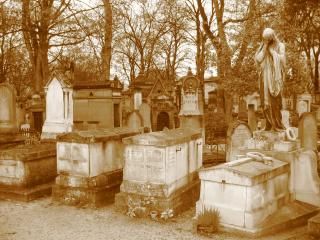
[179, 71, 202, 129]
[226, 121, 252, 162]
[41, 77, 73, 139]
[127, 110, 143, 129]
[297, 100, 308, 116]
[298, 112, 318, 152]
[297, 93, 312, 116]
[138, 102, 151, 130]
[248, 104, 257, 132]
[281, 109, 290, 129]
[0, 83, 16, 132]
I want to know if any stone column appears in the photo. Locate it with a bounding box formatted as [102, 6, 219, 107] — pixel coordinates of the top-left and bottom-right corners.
[64, 91, 68, 119]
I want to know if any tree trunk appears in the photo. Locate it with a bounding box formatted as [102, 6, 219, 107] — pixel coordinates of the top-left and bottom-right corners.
[101, 0, 112, 81]
[22, 0, 51, 93]
[314, 51, 319, 92]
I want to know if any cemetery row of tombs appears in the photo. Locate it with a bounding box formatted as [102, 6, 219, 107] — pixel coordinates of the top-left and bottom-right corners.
[0, 74, 320, 238]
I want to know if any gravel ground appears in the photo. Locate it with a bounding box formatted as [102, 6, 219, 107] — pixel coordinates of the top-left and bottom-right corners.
[0, 197, 315, 240]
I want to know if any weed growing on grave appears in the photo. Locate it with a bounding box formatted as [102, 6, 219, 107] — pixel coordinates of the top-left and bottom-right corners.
[126, 183, 174, 221]
[126, 184, 157, 218]
[160, 209, 174, 220]
[196, 208, 220, 235]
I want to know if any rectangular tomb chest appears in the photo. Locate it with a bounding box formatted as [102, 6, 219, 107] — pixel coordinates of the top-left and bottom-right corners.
[0, 143, 56, 201]
[115, 128, 203, 217]
[53, 127, 145, 207]
[196, 157, 290, 230]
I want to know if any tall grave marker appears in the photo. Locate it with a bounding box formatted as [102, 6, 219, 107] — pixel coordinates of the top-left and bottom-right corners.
[179, 69, 202, 129]
[41, 77, 73, 139]
[0, 83, 17, 132]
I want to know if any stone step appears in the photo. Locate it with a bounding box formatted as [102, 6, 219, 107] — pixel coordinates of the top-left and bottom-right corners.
[0, 182, 53, 202]
[221, 201, 319, 238]
[308, 213, 320, 237]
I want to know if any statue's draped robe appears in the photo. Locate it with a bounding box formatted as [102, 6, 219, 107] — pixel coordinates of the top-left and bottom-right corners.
[255, 42, 286, 131]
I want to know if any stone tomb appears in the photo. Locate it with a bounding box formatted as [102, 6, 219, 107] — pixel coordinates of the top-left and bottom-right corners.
[196, 154, 319, 236]
[52, 127, 145, 207]
[41, 77, 73, 140]
[0, 144, 56, 201]
[196, 156, 290, 232]
[0, 82, 17, 132]
[237, 119, 320, 207]
[115, 128, 203, 218]
[226, 121, 252, 162]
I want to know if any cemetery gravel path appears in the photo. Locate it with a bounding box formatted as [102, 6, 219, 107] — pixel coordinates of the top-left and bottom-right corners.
[0, 197, 315, 240]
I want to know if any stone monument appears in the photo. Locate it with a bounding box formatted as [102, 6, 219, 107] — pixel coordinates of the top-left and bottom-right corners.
[195, 28, 320, 237]
[53, 127, 146, 208]
[0, 143, 56, 201]
[0, 83, 26, 149]
[297, 93, 312, 116]
[0, 82, 17, 132]
[41, 77, 73, 140]
[138, 101, 152, 130]
[115, 128, 202, 218]
[179, 69, 202, 129]
[226, 121, 252, 162]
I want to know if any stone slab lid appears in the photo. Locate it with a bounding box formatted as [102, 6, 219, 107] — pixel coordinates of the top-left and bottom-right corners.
[122, 127, 201, 147]
[199, 157, 289, 186]
[57, 127, 147, 143]
[0, 143, 56, 162]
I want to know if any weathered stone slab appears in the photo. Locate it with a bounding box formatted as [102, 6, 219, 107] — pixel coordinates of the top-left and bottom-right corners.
[0, 143, 56, 201]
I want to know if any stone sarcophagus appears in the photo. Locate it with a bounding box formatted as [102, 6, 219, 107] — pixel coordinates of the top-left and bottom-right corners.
[115, 128, 203, 218]
[52, 127, 145, 207]
[0, 144, 56, 201]
[196, 156, 290, 232]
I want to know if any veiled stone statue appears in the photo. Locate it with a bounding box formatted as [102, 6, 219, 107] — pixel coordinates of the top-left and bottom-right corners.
[255, 28, 286, 131]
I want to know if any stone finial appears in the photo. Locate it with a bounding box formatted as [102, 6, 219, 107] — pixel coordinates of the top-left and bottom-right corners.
[187, 67, 193, 76]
